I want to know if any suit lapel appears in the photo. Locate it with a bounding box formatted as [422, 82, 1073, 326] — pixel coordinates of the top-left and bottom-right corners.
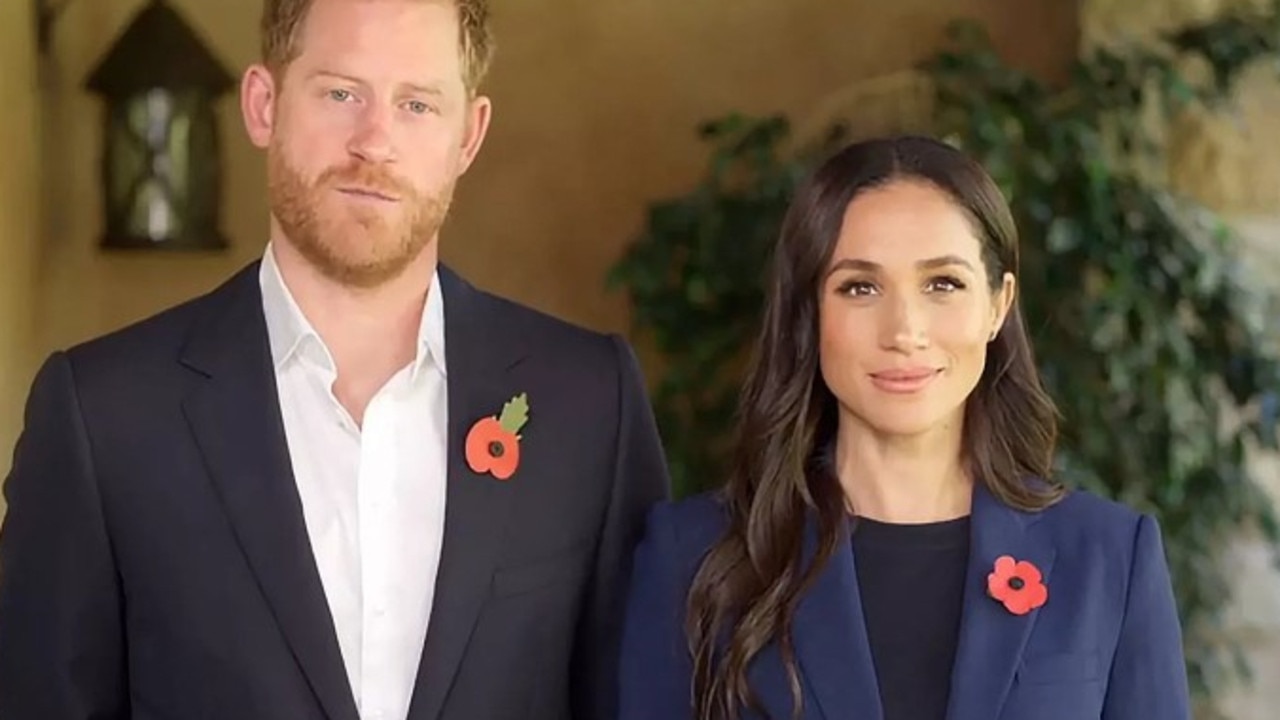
[179, 264, 360, 720]
[406, 266, 531, 720]
[945, 484, 1055, 720]
[792, 515, 883, 720]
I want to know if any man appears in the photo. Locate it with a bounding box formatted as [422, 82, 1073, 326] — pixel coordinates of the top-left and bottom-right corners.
[0, 1, 669, 718]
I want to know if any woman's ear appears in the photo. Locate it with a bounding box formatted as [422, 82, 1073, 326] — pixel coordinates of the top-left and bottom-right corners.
[990, 272, 1016, 341]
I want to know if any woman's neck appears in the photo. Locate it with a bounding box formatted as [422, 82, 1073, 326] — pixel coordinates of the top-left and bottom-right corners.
[833, 417, 972, 524]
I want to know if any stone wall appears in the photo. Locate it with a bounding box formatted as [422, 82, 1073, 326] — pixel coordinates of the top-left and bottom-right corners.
[1085, 1, 1280, 718]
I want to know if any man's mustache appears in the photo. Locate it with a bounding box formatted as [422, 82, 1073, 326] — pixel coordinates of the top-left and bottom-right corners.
[316, 161, 414, 201]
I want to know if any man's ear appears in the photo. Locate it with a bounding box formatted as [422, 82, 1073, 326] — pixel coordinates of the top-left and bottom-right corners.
[456, 94, 492, 176]
[241, 64, 279, 149]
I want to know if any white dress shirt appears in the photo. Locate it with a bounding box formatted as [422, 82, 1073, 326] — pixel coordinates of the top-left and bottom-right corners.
[259, 245, 448, 720]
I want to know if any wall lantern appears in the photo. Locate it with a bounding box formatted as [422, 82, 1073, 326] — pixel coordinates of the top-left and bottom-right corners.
[85, 0, 235, 250]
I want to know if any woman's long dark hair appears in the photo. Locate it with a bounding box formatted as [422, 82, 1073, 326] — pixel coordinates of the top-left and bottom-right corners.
[686, 136, 1063, 720]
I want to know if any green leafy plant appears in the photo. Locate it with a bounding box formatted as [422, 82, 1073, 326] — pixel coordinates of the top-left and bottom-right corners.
[609, 4, 1280, 714]
[605, 115, 841, 495]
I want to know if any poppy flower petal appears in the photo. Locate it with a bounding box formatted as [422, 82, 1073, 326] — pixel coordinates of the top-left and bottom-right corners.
[490, 436, 520, 480]
[465, 418, 499, 473]
[993, 555, 1017, 575]
[1016, 560, 1043, 585]
[987, 572, 1005, 600]
[1025, 581, 1048, 610]
[1005, 594, 1032, 615]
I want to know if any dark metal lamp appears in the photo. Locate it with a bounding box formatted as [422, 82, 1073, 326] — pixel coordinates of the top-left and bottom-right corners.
[84, 0, 236, 250]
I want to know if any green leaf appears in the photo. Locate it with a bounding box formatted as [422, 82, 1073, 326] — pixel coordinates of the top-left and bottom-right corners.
[498, 393, 529, 435]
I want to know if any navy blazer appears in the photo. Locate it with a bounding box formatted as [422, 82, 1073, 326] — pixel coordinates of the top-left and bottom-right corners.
[618, 483, 1190, 719]
[0, 263, 671, 720]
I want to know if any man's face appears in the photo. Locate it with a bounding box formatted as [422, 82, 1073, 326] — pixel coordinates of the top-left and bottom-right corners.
[244, 0, 491, 287]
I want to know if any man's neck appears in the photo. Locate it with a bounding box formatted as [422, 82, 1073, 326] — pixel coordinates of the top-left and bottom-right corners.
[269, 239, 437, 424]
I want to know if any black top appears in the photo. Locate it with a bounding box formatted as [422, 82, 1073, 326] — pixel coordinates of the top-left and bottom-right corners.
[852, 515, 971, 720]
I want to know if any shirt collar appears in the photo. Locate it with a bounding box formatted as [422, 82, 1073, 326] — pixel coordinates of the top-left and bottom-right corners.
[258, 241, 447, 378]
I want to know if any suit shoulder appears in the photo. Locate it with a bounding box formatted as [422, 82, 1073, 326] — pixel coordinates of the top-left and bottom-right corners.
[60, 265, 253, 385]
[480, 289, 616, 351]
[642, 491, 730, 562]
[1038, 486, 1150, 553]
[468, 284, 639, 387]
[66, 294, 203, 359]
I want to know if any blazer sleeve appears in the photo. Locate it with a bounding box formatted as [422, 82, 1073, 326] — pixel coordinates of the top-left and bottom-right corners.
[570, 335, 671, 720]
[1101, 513, 1191, 720]
[618, 502, 695, 720]
[0, 352, 128, 720]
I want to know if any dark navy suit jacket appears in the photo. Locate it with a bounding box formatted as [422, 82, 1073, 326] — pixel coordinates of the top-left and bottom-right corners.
[619, 482, 1190, 719]
[0, 263, 670, 720]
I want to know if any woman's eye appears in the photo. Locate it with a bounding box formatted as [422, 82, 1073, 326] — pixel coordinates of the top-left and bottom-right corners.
[838, 281, 877, 297]
[927, 276, 966, 293]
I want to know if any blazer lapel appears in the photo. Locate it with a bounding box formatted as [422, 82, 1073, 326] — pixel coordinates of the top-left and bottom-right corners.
[945, 484, 1055, 720]
[792, 515, 883, 720]
[179, 264, 360, 720]
[406, 266, 531, 720]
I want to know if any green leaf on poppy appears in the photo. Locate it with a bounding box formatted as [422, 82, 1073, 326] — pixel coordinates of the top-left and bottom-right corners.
[498, 393, 530, 434]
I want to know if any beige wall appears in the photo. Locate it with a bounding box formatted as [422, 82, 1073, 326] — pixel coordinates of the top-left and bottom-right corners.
[0, 0, 40, 477]
[36, 0, 269, 355]
[29, 0, 1076, 359]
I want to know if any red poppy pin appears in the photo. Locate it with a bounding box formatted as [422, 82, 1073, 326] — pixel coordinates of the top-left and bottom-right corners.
[465, 392, 530, 480]
[987, 555, 1048, 616]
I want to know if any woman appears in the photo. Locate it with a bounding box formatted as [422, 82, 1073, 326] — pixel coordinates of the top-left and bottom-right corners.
[617, 135, 1190, 720]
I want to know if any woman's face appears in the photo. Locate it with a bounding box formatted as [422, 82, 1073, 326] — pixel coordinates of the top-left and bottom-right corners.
[818, 179, 1015, 440]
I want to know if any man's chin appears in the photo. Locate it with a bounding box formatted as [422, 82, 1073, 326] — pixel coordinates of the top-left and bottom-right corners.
[280, 232, 416, 287]
[322, 255, 417, 289]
